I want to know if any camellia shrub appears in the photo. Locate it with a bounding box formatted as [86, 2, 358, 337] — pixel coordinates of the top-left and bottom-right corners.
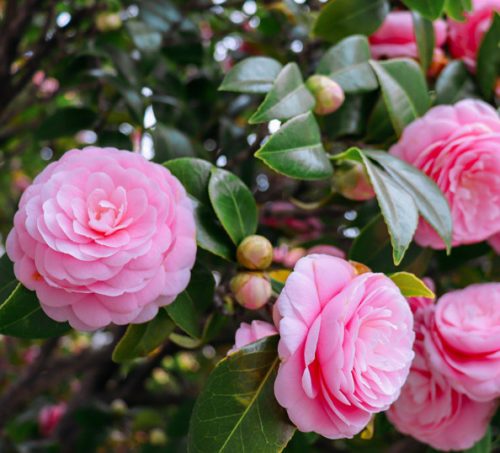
[0, 0, 499, 452]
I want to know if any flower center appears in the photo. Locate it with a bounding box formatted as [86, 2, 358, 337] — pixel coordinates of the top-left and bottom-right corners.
[87, 187, 129, 235]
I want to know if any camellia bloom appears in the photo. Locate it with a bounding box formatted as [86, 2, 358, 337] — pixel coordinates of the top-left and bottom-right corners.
[369, 11, 447, 60]
[6, 147, 197, 331]
[489, 232, 500, 253]
[390, 100, 500, 248]
[388, 307, 496, 451]
[422, 283, 500, 402]
[448, 0, 500, 72]
[274, 255, 414, 439]
[228, 320, 277, 355]
[39, 403, 67, 437]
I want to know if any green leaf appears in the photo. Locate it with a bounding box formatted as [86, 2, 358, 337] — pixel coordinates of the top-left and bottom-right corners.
[390, 272, 435, 298]
[166, 265, 215, 338]
[435, 60, 477, 104]
[463, 426, 491, 453]
[188, 336, 295, 453]
[249, 63, 315, 124]
[270, 279, 285, 295]
[477, 13, 500, 99]
[365, 95, 396, 145]
[127, 21, 162, 52]
[165, 157, 213, 205]
[316, 36, 378, 94]
[337, 148, 419, 264]
[349, 215, 424, 273]
[192, 199, 235, 261]
[364, 150, 452, 252]
[445, 0, 473, 21]
[153, 124, 194, 162]
[0, 282, 70, 339]
[369, 59, 430, 136]
[36, 107, 96, 140]
[412, 12, 435, 71]
[219, 57, 283, 93]
[255, 112, 333, 180]
[112, 310, 175, 363]
[402, 0, 445, 20]
[208, 168, 258, 245]
[313, 0, 390, 43]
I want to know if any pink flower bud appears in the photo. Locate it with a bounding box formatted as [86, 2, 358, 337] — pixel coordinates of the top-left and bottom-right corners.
[230, 272, 272, 310]
[38, 403, 66, 437]
[334, 162, 375, 201]
[306, 75, 345, 115]
[236, 235, 273, 270]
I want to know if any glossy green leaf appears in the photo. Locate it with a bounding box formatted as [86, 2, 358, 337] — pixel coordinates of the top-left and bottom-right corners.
[402, 0, 445, 20]
[127, 21, 162, 52]
[365, 150, 452, 252]
[112, 310, 175, 363]
[477, 13, 500, 98]
[435, 60, 477, 104]
[349, 215, 424, 273]
[0, 283, 70, 339]
[36, 107, 96, 140]
[249, 63, 315, 124]
[463, 426, 491, 453]
[255, 112, 333, 180]
[166, 265, 215, 338]
[208, 168, 258, 245]
[369, 59, 430, 136]
[445, 0, 473, 21]
[270, 278, 285, 295]
[316, 36, 378, 93]
[192, 199, 234, 261]
[313, 0, 390, 43]
[365, 95, 396, 145]
[165, 157, 213, 205]
[412, 12, 435, 71]
[219, 57, 283, 93]
[390, 272, 435, 298]
[188, 336, 295, 453]
[336, 148, 419, 264]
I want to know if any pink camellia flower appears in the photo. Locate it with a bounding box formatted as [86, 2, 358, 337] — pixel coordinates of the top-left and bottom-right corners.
[407, 278, 435, 314]
[39, 403, 67, 437]
[390, 100, 500, 249]
[6, 147, 196, 331]
[228, 320, 277, 354]
[274, 255, 415, 439]
[369, 11, 447, 60]
[388, 306, 496, 451]
[448, 0, 500, 72]
[422, 283, 500, 402]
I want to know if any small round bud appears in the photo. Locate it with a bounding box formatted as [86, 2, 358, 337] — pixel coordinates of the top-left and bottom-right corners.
[306, 75, 345, 115]
[96, 12, 123, 32]
[230, 272, 272, 310]
[334, 162, 375, 201]
[236, 235, 273, 270]
[149, 428, 167, 446]
[110, 399, 127, 415]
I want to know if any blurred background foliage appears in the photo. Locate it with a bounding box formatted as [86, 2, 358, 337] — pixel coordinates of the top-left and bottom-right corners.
[0, 0, 498, 452]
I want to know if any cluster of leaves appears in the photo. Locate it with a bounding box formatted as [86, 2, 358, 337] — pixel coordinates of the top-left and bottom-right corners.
[0, 0, 499, 452]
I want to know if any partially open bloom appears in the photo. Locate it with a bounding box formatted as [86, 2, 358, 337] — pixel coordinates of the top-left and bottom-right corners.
[390, 100, 500, 249]
[6, 147, 196, 331]
[274, 255, 414, 439]
[369, 11, 447, 60]
[388, 306, 496, 451]
[448, 0, 500, 72]
[228, 320, 277, 354]
[39, 403, 67, 437]
[421, 283, 500, 402]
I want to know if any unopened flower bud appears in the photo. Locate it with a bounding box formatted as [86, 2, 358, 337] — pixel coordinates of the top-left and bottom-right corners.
[237, 235, 273, 270]
[334, 162, 375, 201]
[150, 428, 167, 446]
[306, 75, 345, 115]
[230, 272, 272, 310]
[96, 12, 122, 32]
